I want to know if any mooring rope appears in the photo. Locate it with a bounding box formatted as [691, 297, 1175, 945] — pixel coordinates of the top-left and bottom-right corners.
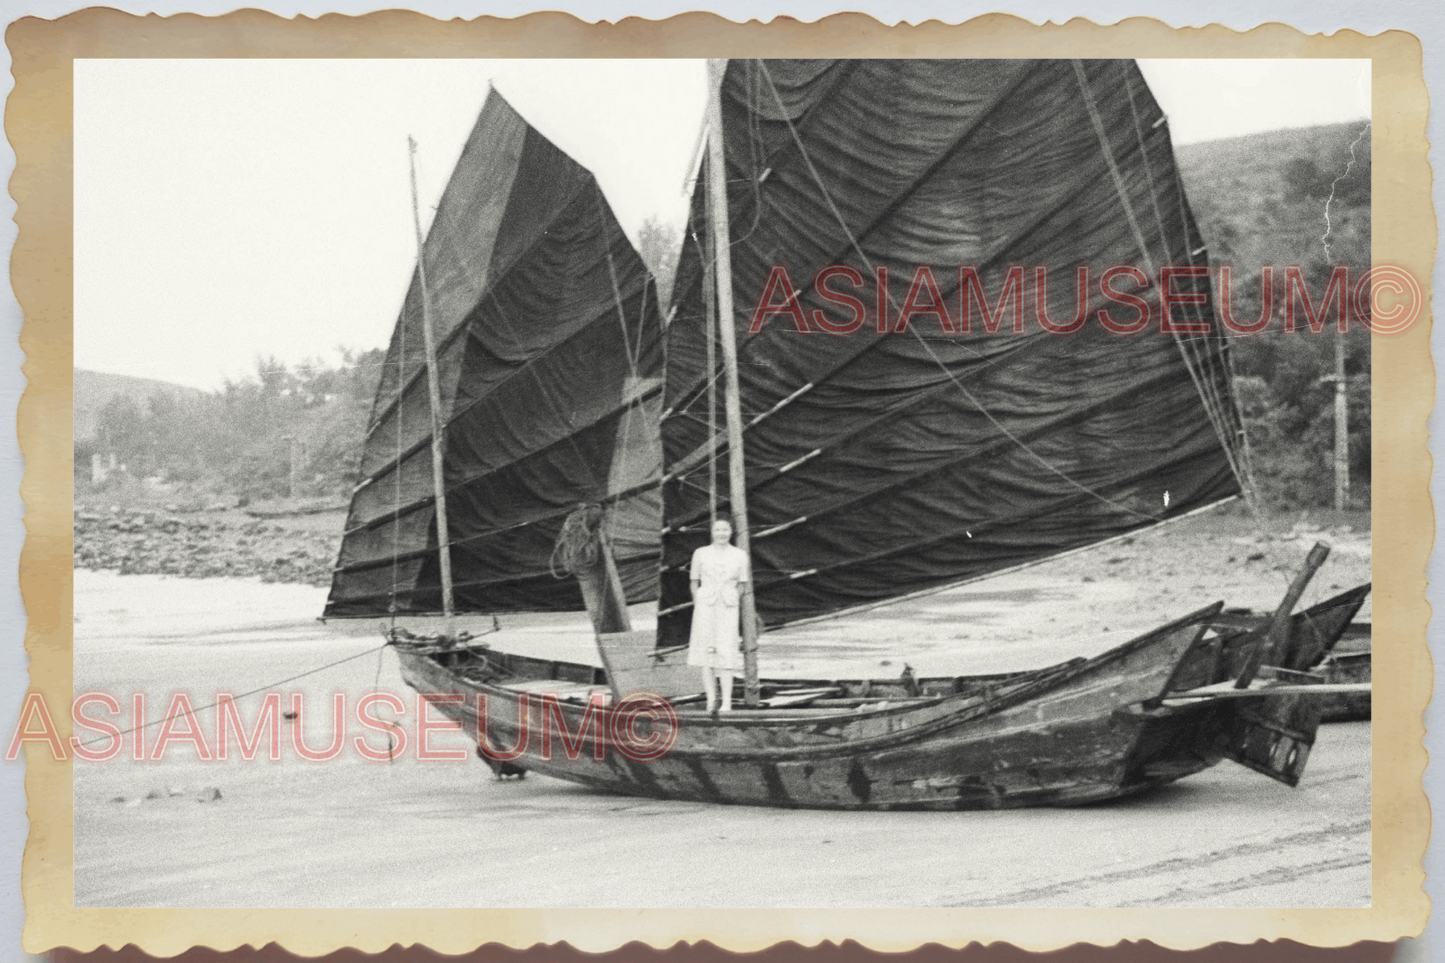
[73, 642, 393, 750]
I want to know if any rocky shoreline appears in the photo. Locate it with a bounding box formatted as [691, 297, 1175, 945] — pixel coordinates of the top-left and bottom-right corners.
[73, 503, 1371, 623]
[73, 506, 338, 587]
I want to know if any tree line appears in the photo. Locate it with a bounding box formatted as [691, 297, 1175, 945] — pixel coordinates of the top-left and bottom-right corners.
[79, 348, 387, 505]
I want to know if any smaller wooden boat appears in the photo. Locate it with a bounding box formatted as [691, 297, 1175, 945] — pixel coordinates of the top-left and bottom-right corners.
[1200, 593, 1371, 722]
[1313, 633, 1372, 722]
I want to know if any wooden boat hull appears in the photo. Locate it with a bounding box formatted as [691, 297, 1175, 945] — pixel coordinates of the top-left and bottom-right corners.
[394, 603, 1314, 810]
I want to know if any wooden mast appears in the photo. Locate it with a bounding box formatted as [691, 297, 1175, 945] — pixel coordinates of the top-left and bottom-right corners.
[705, 59, 762, 707]
[407, 136, 457, 635]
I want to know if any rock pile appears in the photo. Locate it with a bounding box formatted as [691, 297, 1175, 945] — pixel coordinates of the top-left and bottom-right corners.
[110, 785, 224, 806]
[74, 507, 338, 587]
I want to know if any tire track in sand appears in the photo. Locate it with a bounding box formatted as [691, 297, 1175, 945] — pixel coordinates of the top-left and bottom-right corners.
[942, 818, 1371, 907]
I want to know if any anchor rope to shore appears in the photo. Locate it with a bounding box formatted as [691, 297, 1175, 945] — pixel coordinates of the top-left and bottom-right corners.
[374, 638, 398, 763]
[73, 642, 392, 749]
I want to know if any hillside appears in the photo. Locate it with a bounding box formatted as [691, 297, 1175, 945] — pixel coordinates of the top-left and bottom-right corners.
[1174, 121, 1372, 509]
[75, 351, 383, 511]
[75, 368, 203, 444]
[1175, 121, 1371, 272]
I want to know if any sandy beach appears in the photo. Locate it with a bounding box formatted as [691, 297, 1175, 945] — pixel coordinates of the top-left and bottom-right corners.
[72, 510, 1371, 909]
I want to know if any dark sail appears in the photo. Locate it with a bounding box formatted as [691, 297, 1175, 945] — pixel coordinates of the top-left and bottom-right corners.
[658, 59, 1246, 641]
[326, 90, 664, 618]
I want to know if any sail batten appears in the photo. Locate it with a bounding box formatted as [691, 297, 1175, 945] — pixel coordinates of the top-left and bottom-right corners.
[326, 90, 665, 619]
[339, 468, 665, 559]
[664, 62, 1037, 427]
[344, 379, 663, 534]
[359, 287, 654, 485]
[662, 354, 1221, 542]
[657, 58, 1246, 642]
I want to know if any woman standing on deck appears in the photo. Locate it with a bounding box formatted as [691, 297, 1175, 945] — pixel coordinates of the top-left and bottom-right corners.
[688, 517, 751, 714]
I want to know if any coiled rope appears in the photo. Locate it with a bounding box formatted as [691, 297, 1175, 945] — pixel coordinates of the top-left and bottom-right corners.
[550, 503, 605, 578]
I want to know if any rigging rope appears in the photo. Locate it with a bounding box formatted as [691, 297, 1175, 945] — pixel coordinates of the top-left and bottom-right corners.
[1075, 61, 1250, 505]
[550, 502, 605, 577]
[374, 639, 396, 762]
[73, 643, 392, 749]
[1100, 64, 1315, 599]
[388, 141, 411, 629]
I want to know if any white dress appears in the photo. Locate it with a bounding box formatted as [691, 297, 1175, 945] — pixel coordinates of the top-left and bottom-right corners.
[686, 544, 750, 671]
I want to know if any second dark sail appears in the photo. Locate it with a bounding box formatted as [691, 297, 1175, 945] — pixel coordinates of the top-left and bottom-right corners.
[658, 59, 1247, 642]
[327, 90, 664, 618]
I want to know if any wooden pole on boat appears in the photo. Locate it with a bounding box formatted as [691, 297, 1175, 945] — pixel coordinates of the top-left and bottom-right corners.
[408, 136, 457, 633]
[1234, 541, 1331, 688]
[705, 59, 762, 707]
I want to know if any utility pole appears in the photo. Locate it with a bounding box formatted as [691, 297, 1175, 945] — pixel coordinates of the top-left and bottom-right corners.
[705, 58, 762, 707]
[286, 435, 302, 500]
[1333, 331, 1349, 511]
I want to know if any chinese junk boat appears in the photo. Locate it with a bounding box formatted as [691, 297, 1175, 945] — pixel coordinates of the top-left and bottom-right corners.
[326, 60, 1370, 810]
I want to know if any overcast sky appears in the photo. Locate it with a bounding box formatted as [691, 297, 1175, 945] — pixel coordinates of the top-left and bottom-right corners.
[73, 58, 1371, 391]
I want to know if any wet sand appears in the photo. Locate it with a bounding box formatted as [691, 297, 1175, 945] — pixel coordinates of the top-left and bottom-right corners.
[73, 519, 1371, 908]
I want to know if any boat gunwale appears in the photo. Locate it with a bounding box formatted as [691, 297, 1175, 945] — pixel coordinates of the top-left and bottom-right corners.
[398, 601, 1225, 762]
